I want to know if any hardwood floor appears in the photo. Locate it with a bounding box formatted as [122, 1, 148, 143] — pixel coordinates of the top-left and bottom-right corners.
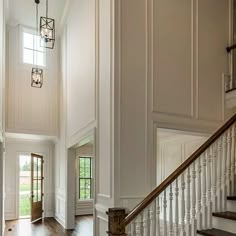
[4, 216, 93, 236]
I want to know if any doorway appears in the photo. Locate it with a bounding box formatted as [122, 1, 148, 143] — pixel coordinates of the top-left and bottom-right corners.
[19, 155, 31, 218]
[66, 131, 95, 234]
[75, 142, 94, 217]
[18, 153, 44, 221]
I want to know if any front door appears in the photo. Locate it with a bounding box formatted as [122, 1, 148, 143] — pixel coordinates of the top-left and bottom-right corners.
[31, 153, 44, 222]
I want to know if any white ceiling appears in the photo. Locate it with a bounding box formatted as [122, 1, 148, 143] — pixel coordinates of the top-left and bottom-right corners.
[6, 0, 67, 30]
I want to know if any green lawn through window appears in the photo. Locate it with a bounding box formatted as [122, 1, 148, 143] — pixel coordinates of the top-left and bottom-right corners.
[19, 193, 31, 217]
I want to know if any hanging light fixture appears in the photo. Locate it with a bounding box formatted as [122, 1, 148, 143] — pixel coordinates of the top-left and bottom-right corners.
[40, 0, 55, 49]
[31, 0, 43, 88]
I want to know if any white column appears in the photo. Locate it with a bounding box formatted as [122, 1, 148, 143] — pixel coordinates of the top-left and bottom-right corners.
[202, 152, 207, 229]
[212, 143, 217, 213]
[217, 138, 222, 212]
[186, 168, 191, 236]
[156, 197, 161, 236]
[206, 149, 212, 229]
[231, 125, 236, 195]
[197, 156, 202, 230]
[175, 179, 179, 236]
[192, 161, 197, 235]
[163, 190, 167, 236]
[227, 130, 231, 196]
[180, 174, 186, 236]
[169, 184, 174, 236]
[222, 133, 227, 211]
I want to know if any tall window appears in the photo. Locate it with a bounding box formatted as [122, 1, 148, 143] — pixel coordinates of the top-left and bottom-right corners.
[23, 32, 46, 67]
[79, 157, 92, 200]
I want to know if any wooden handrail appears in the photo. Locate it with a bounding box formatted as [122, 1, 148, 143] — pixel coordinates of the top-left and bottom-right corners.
[125, 113, 236, 225]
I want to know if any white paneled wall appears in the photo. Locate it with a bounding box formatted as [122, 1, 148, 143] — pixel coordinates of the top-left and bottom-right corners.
[4, 138, 55, 220]
[114, 0, 229, 218]
[55, 0, 230, 235]
[6, 25, 58, 136]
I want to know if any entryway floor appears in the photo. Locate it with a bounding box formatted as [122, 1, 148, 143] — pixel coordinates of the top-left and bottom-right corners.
[4, 216, 93, 236]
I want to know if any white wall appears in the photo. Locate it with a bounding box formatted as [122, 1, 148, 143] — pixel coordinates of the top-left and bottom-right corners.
[0, 0, 6, 234]
[4, 138, 55, 220]
[66, 0, 96, 142]
[54, 0, 97, 229]
[156, 130, 207, 185]
[6, 25, 59, 136]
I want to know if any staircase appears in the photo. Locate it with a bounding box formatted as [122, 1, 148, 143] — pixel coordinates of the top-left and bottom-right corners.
[107, 114, 236, 236]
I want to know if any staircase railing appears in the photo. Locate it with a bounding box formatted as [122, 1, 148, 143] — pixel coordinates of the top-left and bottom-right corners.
[107, 113, 236, 236]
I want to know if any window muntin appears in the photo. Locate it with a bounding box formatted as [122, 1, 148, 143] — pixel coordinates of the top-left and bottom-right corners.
[78, 157, 92, 200]
[23, 32, 46, 67]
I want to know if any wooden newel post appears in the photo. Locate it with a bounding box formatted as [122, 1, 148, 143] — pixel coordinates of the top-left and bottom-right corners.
[107, 208, 127, 236]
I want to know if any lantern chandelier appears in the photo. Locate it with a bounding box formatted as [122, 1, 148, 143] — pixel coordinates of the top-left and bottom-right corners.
[40, 0, 55, 49]
[31, 0, 43, 88]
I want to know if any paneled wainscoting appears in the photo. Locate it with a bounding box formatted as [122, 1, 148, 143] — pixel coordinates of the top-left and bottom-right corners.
[4, 216, 93, 236]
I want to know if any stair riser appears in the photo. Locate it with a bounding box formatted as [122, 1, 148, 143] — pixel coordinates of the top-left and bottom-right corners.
[212, 216, 236, 234]
[227, 200, 236, 212]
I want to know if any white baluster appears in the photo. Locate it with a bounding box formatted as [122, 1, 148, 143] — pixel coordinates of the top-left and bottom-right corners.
[145, 208, 150, 236]
[217, 138, 222, 212]
[163, 190, 167, 236]
[156, 197, 161, 236]
[202, 152, 207, 229]
[139, 212, 144, 236]
[231, 125, 236, 195]
[151, 202, 156, 236]
[141, 213, 145, 236]
[227, 130, 231, 196]
[175, 179, 179, 236]
[186, 168, 191, 236]
[197, 156, 202, 230]
[131, 220, 137, 236]
[127, 224, 131, 236]
[206, 149, 212, 229]
[169, 184, 174, 236]
[192, 161, 197, 235]
[222, 133, 227, 211]
[180, 174, 186, 236]
[212, 143, 217, 213]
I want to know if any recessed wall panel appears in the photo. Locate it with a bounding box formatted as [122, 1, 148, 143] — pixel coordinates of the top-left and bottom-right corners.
[153, 0, 193, 117]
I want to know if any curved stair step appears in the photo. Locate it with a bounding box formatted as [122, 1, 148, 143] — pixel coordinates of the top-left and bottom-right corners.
[212, 212, 236, 221]
[227, 196, 236, 201]
[197, 228, 236, 236]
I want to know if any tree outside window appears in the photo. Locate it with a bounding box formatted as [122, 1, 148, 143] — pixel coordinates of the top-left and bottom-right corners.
[79, 157, 92, 200]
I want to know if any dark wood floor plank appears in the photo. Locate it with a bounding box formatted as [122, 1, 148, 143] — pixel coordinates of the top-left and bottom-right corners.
[197, 228, 236, 236]
[4, 216, 93, 236]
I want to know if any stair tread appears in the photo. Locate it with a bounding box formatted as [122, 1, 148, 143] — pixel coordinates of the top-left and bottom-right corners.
[227, 196, 236, 200]
[213, 211, 236, 220]
[197, 228, 236, 236]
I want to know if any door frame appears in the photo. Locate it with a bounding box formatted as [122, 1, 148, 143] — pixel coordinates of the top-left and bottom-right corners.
[16, 152, 45, 219]
[65, 128, 96, 230]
